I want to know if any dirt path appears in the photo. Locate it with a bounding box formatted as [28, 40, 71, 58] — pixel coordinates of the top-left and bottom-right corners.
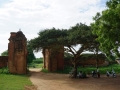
[29, 68, 120, 90]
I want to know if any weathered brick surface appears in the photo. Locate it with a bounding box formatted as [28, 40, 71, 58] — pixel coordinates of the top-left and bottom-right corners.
[65, 58, 105, 66]
[8, 31, 27, 74]
[79, 58, 105, 65]
[43, 46, 64, 72]
[0, 56, 8, 68]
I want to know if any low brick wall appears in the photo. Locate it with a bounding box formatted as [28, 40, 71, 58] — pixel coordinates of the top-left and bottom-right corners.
[0, 56, 8, 68]
[65, 58, 105, 66]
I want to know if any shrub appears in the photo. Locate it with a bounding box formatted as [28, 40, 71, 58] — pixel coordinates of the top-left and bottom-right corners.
[41, 68, 49, 73]
[33, 58, 43, 64]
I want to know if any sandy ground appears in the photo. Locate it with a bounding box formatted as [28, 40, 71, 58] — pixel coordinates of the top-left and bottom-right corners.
[28, 68, 120, 90]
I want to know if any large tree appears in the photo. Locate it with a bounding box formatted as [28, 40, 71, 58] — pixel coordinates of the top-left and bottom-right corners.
[91, 0, 120, 60]
[29, 23, 96, 77]
[59, 23, 96, 77]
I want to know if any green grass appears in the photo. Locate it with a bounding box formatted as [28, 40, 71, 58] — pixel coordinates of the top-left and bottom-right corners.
[0, 67, 9, 74]
[0, 74, 32, 90]
[28, 63, 43, 68]
[28, 58, 44, 68]
[55, 64, 120, 74]
[85, 64, 120, 74]
[35, 63, 43, 68]
[41, 68, 49, 73]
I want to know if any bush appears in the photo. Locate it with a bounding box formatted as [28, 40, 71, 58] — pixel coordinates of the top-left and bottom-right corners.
[55, 64, 120, 74]
[33, 60, 43, 64]
[33, 58, 43, 64]
[0, 67, 9, 74]
[41, 68, 49, 73]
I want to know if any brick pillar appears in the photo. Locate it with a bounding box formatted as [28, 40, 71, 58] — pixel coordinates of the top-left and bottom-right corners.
[43, 46, 64, 72]
[8, 31, 27, 74]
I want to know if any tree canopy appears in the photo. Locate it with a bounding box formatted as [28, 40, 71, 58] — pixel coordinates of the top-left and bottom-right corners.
[28, 28, 67, 52]
[27, 46, 36, 64]
[91, 0, 120, 60]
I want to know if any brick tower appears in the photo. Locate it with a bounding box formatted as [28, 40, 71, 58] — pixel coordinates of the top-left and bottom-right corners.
[8, 30, 27, 74]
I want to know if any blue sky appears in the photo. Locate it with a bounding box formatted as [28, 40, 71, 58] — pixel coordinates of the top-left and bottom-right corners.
[0, 0, 107, 57]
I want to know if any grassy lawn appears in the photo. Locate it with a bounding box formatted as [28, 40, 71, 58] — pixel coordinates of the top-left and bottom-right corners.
[0, 73, 32, 90]
[55, 64, 120, 74]
[28, 63, 43, 68]
[77, 64, 120, 74]
[0, 58, 44, 90]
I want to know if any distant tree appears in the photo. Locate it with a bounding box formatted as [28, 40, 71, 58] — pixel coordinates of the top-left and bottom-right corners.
[27, 42, 36, 64]
[1, 50, 8, 56]
[91, 0, 120, 60]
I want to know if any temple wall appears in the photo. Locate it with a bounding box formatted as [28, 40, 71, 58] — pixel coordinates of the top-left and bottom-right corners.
[43, 46, 64, 72]
[65, 58, 106, 66]
[0, 56, 8, 68]
[57, 47, 64, 70]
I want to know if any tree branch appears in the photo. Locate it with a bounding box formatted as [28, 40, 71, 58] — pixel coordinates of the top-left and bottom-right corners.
[67, 46, 75, 55]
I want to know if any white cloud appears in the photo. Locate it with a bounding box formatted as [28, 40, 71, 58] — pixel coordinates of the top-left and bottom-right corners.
[0, 0, 107, 57]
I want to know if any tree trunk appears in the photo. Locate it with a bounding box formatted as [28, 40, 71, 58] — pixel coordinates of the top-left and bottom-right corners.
[73, 63, 77, 78]
[72, 56, 78, 78]
[96, 48, 98, 68]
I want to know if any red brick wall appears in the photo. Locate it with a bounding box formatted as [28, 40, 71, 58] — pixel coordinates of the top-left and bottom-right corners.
[43, 46, 64, 72]
[79, 58, 105, 65]
[65, 58, 105, 66]
[57, 47, 64, 70]
[0, 56, 8, 68]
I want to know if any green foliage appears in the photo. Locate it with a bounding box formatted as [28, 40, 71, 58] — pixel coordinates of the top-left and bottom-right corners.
[35, 63, 43, 68]
[1, 50, 8, 56]
[0, 67, 9, 74]
[64, 52, 73, 58]
[91, 0, 120, 60]
[0, 73, 32, 90]
[27, 44, 36, 64]
[28, 58, 43, 68]
[66, 23, 92, 45]
[28, 28, 67, 51]
[28, 63, 43, 68]
[55, 66, 72, 74]
[41, 68, 49, 73]
[28, 23, 96, 55]
[55, 64, 120, 74]
[33, 58, 43, 64]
